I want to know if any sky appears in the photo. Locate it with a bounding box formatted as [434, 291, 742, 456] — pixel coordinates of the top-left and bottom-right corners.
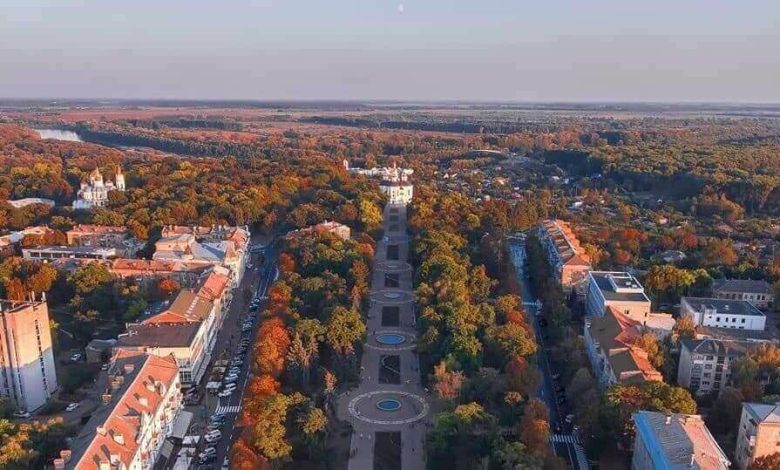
[1, 0, 779, 102]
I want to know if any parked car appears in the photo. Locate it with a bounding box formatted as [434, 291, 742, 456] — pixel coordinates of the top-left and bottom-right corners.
[205, 431, 222, 443]
[199, 454, 216, 464]
[218, 389, 233, 398]
[200, 447, 217, 457]
[65, 403, 80, 412]
[70, 352, 83, 362]
[224, 373, 239, 382]
[12, 411, 31, 419]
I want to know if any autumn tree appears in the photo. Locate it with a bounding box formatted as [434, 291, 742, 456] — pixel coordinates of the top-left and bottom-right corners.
[432, 361, 465, 401]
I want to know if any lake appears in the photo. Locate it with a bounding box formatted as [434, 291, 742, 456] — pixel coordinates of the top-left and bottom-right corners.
[36, 129, 83, 142]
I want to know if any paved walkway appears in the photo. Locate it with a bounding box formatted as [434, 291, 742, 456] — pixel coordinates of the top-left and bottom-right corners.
[338, 203, 428, 470]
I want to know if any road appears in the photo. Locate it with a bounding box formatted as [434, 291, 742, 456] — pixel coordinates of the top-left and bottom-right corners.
[190, 240, 278, 469]
[508, 243, 588, 470]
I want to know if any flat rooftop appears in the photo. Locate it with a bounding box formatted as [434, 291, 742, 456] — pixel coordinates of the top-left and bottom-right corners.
[591, 271, 651, 303]
[683, 297, 765, 317]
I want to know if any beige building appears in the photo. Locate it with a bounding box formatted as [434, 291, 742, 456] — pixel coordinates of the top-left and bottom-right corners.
[153, 225, 249, 287]
[632, 411, 730, 470]
[677, 338, 750, 397]
[64, 350, 182, 470]
[584, 307, 663, 389]
[66, 224, 141, 257]
[735, 402, 780, 470]
[115, 282, 226, 387]
[290, 221, 351, 241]
[713, 279, 773, 310]
[0, 298, 58, 413]
[537, 219, 592, 292]
[585, 271, 652, 320]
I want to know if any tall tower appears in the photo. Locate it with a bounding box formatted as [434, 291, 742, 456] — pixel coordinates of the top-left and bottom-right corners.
[115, 167, 126, 191]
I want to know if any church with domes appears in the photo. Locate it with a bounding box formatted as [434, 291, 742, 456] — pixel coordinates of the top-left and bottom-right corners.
[72, 167, 125, 210]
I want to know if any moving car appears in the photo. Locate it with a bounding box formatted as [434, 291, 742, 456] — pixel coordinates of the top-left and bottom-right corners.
[65, 403, 80, 412]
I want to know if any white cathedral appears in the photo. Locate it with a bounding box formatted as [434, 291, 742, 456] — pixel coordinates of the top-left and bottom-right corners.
[72, 167, 125, 209]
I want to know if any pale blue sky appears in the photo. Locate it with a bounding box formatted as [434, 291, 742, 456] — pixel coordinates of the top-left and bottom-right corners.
[1, 0, 778, 101]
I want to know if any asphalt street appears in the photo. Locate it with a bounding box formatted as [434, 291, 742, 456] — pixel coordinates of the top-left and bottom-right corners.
[508, 243, 588, 470]
[190, 240, 278, 469]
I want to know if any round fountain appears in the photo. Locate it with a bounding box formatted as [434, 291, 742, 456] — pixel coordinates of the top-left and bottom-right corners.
[376, 333, 406, 345]
[376, 399, 402, 412]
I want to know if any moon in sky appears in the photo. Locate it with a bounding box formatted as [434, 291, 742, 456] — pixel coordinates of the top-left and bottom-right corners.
[398, 3, 404, 13]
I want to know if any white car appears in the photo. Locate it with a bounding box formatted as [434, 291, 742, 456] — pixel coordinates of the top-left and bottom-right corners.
[218, 389, 234, 398]
[205, 431, 222, 443]
[65, 403, 80, 412]
[224, 373, 239, 382]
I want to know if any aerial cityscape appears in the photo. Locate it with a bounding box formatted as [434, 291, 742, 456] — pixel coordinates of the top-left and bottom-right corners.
[2, 1, 780, 470]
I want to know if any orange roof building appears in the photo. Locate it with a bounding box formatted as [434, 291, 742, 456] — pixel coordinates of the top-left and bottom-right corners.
[537, 219, 592, 291]
[584, 306, 663, 388]
[65, 350, 181, 470]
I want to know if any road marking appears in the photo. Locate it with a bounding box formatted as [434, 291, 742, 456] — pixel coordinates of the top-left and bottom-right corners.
[550, 434, 580, 444]
[215, 404, 242, 414]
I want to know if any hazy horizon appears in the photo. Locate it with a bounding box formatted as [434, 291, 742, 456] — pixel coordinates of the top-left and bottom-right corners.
[3, 0, 779, 102]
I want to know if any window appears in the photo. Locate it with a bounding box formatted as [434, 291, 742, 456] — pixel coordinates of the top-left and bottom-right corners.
[706, 355, 714, 361]
[742, 318, 746, 323]
[705, 364, 713, 369]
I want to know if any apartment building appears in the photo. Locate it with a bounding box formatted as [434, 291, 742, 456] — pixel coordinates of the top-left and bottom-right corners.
[735, 402, 780, 470]
[585, 271, 652, 319]
[0, 298, 58, 413]
[712, 279, 774, 310]
[632, 411, 730, 470]
[64, 350, 182, 470]
[115, 286, 222, 387]
[584, 307, 663, 388]
[537, 219, 592, 292]
[153, 225, 249, 287]
[677, 338, 750, 397]
[680, 297, 766, 331]
[66, 224, 142, 257]
[109, 258, 209, 288]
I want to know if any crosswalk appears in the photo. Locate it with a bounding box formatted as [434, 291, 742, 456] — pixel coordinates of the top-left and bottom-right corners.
[215, 404, 241, 414]
[549, 433, 580, 444]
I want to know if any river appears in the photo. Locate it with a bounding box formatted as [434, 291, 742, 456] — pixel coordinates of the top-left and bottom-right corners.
[35, 129, 83, 142]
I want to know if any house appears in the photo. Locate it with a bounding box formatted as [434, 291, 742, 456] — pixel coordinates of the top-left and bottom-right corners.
[712, 279, 773, 310]
[632, 411, 730, 470]
[537, 219, 592, 292]
[289, 221, 351, 241]
[64, 350, 181, 470]
[680, 297, 766, 332]
[735, 402, 780, 470]
[584, 307, 663, 389]
[585, 271, 651, 320]
[677, 338, 751, 397]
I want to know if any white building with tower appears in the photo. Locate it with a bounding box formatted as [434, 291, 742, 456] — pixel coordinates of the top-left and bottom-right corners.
[345, 160, 414, 204]
[73, 167, 125, 210]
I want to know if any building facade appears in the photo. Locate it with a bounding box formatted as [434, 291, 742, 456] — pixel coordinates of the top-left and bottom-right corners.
[153, 225, 249, 287]
[22, 245, 118, 261]
[584, 307, 663, 388]
[680, 297, 766, 331]
[632, 411, 730, 470]
[73, 167, 125, 210]
[713, 279, 774, 310]
[677, 338, 750, 397]
[115, 287, 223, 387]
[585, 271, 652, 320]
[0, 298, 58, 413]
[735, 402, 780, 470]
[66, 224, 141, 257]
[65, 350, 181, 470]
[537, 219, 592, 292]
